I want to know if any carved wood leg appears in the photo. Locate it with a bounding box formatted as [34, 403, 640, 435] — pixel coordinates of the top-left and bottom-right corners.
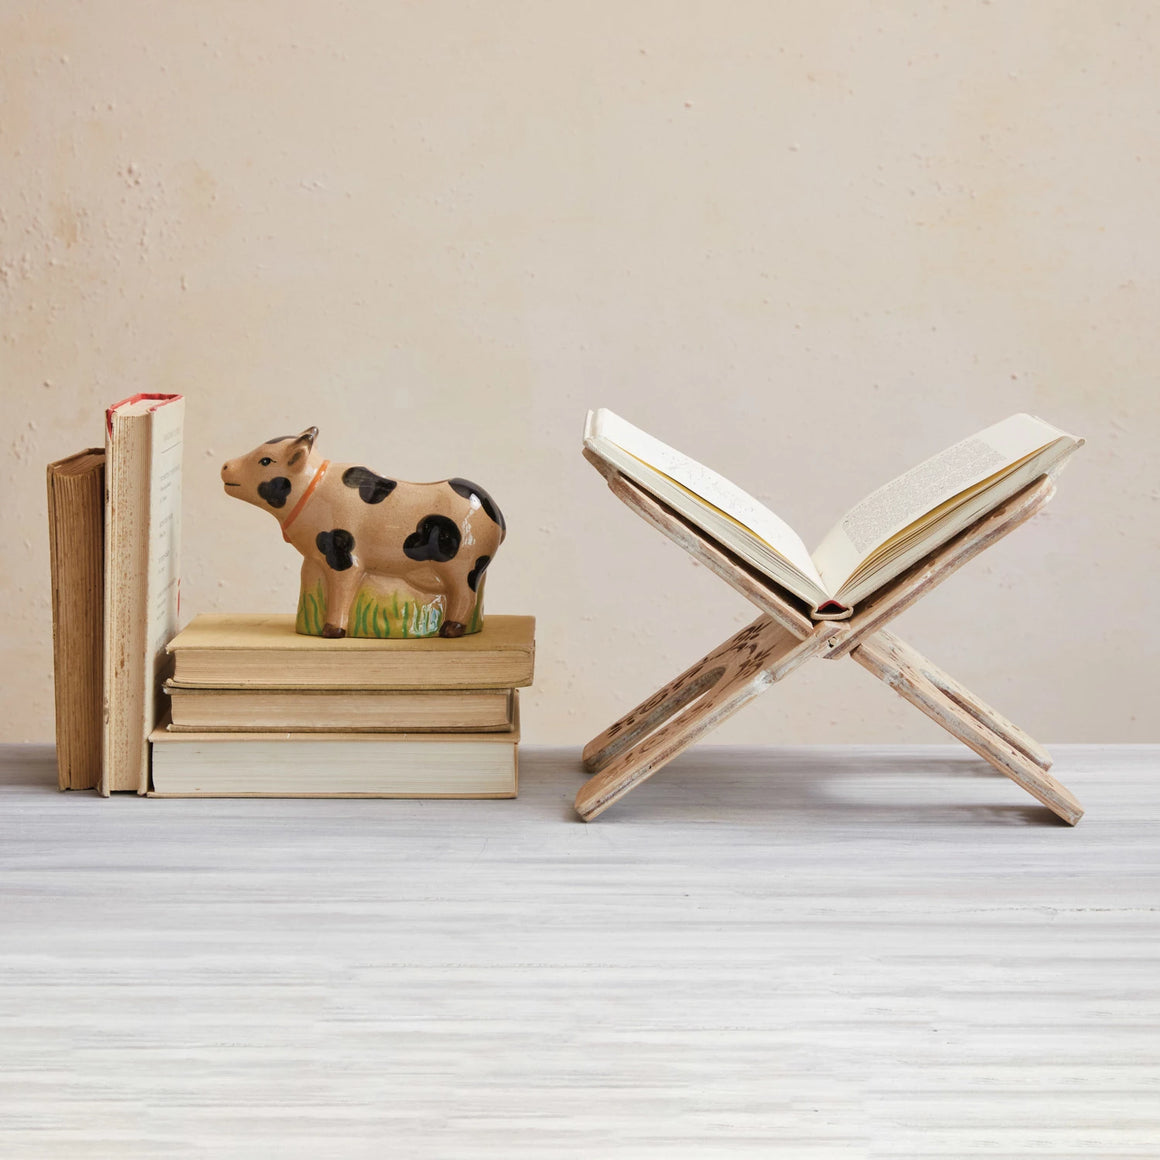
[583, 614, 779, 775]
[576, 618, 842, 821]
[852, 630, 1083, 825]
[894, 638, 1054, 771]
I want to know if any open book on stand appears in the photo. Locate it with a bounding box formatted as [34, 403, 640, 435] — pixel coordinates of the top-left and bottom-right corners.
[584, 409, 1082, 619]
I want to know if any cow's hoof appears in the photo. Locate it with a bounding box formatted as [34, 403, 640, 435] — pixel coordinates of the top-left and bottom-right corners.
[439, 620, 466, 638]
[321, 623, 346, 639]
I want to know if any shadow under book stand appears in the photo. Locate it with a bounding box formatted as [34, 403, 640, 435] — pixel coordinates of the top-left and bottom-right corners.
[577, 449, 1084, 826]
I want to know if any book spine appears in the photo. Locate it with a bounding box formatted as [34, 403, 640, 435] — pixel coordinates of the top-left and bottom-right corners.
[138, 399, 184, 792]
[101, 411, 148, 794]
[46, 465, 66, 789]
[47, 458, 105, 790]
[810, 600, 853, 621]
[165, 688, 515, 732]
[170, 653, 534, 689]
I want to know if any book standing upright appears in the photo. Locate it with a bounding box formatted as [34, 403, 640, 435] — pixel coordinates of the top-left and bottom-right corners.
[46, 449, 105, 790]
[101, 394, 184, 794]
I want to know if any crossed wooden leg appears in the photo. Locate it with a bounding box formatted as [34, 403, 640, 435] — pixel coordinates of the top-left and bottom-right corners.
[577, 466, 1084, 825]
[852, 631, 1082, 823]
[578, 621, 1083, 824]
[577, 616, 842, 820]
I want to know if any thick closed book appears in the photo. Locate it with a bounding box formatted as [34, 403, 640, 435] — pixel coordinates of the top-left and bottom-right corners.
[166, 613, 535, 689]
[163, 683, 515, 732]
[148, 701, 519, 797]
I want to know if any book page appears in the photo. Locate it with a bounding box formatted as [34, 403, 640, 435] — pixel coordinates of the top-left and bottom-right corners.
[812, 414, 1069, 594]
[102, 394, 184, 792]
[586, 409, 825, 590]
[145, 397, 184, 740]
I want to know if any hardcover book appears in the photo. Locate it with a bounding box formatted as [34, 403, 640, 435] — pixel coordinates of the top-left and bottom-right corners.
[102, 393, 184, 794]
[149, 700, 520, 797]
[163, 684, 516, 732]
[165, 613, 536, 689]
[46, 448, 105, 790]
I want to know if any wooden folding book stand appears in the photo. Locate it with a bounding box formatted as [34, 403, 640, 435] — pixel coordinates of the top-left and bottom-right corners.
[578, 450, 1084, 825]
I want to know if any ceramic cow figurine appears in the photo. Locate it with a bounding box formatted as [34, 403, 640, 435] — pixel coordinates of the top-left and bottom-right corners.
[222, 427, 505, 639]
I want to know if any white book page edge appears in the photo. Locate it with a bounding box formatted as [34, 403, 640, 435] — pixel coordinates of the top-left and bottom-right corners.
[812, 414, 1074, 594]
[585, 409, 826, 594]
[143, 398, 184, 759]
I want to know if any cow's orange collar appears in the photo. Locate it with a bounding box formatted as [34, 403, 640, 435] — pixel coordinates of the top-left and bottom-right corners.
[281, 459, 330, 541]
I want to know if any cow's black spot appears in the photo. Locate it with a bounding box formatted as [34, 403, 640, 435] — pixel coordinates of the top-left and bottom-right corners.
[448, 478, 506, 534]
[403, 515, 461, 563]
[258, 476, 292, 508]
[342, 466, 397, 504]
[467, 554, 491, 592]
[316, 528, 355, 571]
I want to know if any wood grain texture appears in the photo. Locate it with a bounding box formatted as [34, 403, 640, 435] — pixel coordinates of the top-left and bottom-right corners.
[1, 743, 1156, 1158]
[821, 476, 1056, 661]
[578, 616, 843, 820]
[589, 454, 815, 638]
[852, 630, 1053, 770]
[582, 615, 800, 774]
[579, 461, 1081, 823]
[853, 632, 1082, 824]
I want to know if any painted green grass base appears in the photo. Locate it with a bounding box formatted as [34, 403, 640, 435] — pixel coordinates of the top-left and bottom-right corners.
[296, 581, 485, 638]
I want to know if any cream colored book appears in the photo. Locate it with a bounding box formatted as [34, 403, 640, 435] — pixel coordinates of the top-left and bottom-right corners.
[164, 683, 515, 732]
[166, 613, 535, 689]
[585, 409, 1082, 619]
[148, 701, 520, 797]
[46, 448, 105, 790]
[101, 394, 184, 794]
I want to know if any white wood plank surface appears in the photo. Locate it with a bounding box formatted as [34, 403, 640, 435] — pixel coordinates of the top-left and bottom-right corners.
[1, 744, 1157, 1158]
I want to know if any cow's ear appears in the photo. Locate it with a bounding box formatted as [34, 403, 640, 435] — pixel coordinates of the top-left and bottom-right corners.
[287, 426, 318, 468]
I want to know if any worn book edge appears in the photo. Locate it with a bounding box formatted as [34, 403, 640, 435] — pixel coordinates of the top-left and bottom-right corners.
[162, 684, 515, 732]
[147, 700, 520, 798]
[47, 448, 106, 790]
[101, 394, 183, 795]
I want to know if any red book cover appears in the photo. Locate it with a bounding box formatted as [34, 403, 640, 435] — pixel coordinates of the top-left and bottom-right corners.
[105, 392, 183, 436]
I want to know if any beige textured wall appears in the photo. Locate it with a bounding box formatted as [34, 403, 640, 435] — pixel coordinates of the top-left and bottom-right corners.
[3, 2, 1157, 745]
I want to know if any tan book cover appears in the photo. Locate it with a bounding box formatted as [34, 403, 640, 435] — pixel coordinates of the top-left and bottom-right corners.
[149, 699, 520, 797]
[164, 683, 515, 732]
[46, 448, 106, 790]
[166, 613, 535, 689]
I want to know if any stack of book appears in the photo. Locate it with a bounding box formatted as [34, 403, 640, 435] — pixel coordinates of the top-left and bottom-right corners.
[149, 613, 535, 797]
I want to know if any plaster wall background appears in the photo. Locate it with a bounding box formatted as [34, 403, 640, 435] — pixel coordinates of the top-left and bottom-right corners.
[3, 1, 1157, 745]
